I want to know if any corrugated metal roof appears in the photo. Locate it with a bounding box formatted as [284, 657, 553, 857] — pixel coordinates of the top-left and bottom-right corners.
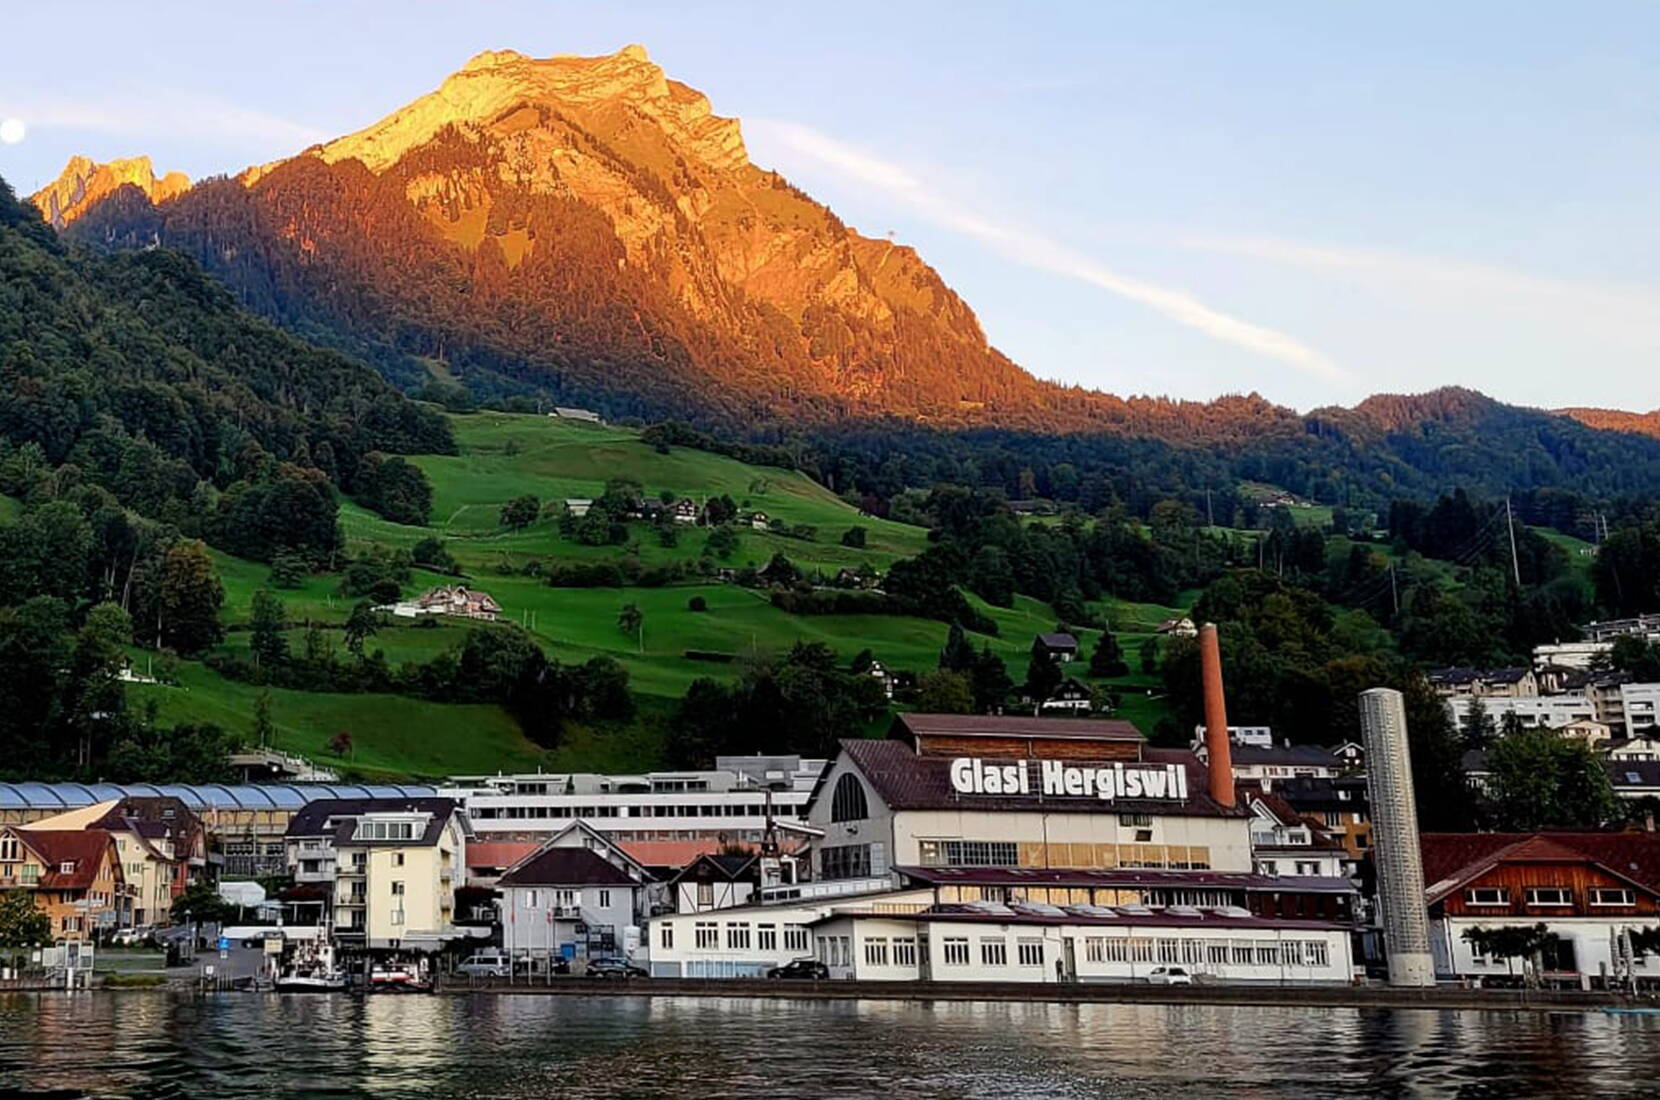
[0, 782, 436, 811]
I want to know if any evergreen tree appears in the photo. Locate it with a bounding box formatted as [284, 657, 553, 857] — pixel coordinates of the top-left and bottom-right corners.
[1089, 629, 1130, 677]
[1460, 695, 1498, 751]
[939, 622, 975, 672]
[249, 589, 288, 668]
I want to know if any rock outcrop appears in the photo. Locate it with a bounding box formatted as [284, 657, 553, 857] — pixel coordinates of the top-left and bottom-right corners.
[32, 155, 189, 229]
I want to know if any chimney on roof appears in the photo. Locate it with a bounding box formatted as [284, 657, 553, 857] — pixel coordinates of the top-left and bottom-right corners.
[1199, 623, 1236, 808]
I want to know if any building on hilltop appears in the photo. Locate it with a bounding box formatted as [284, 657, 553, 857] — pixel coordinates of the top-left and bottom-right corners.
[1032, 632, 1079, 663]
[1426, 667, 1539, 699]
[550, 406, 602, 423]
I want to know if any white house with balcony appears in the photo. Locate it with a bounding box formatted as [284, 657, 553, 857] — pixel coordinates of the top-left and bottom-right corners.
[495, 821, 655, 970]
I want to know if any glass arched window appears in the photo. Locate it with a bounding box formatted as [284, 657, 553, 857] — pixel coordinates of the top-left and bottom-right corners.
[831, 773, 869, 823]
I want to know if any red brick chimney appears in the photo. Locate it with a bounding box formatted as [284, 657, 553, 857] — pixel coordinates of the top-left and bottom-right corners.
[1199, 622, 1236, 808]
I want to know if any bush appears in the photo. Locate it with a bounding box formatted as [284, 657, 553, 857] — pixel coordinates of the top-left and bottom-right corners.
[841, 526, 868, 549]
[688, 595, 708, 612]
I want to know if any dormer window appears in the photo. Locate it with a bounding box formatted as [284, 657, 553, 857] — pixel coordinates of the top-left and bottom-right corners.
[59, 862, 75, 874]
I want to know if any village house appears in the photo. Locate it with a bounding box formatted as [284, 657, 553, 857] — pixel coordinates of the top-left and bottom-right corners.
[748, 511, 769, 531]
[1156, 617, 1198, 638]
[564, 498, 593, 518]
[670, 853, 759, 914]
[864, 658, 895, 700]
[1032, 632, 1079, 663]
[1427, 667, 1540, 699]
[1422, 832, 1660, 986]
[22, 796, 206, 928]
[0, 827, 123, 940]
[671, 498, 700, 524]
[1039, 679, 1093, 714]
[496, 821, 656, 970]
[1243, 792, 1353, 879]
[549, 406, 603, 423]
[1274, 776, 1372, 861]
[380, 585, 502, 622]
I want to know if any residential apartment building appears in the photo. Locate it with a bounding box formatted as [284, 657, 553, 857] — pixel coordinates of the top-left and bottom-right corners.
[0, 827, 123, 940]
[440, 756, 825, 843]
[284, 797, 471, 949]
[22, 798, 204, 927]
[1427, 667, 1540, 699]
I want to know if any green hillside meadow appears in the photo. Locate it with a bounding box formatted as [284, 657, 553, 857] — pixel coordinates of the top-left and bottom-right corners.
[53, 412, 1193, 778]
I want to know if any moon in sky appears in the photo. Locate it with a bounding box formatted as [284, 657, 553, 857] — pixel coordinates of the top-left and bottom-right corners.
[0, 118, 25, 145]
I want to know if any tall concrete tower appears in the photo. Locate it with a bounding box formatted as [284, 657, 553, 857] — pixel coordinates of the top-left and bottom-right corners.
[1359, 687, 1435, 986]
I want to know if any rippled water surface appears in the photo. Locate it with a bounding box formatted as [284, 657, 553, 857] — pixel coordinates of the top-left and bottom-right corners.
[3, 992, 1659, 1098]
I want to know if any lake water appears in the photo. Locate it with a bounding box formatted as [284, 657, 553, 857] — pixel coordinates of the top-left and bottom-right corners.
[2, 992, 1658, 1099]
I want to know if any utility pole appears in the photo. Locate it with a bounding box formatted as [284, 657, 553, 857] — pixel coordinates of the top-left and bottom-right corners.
[1389, 563, 1399, 616]
[1505, 497, 1522, 587]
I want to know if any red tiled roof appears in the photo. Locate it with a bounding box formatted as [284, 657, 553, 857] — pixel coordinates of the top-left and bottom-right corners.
[617, 839, 746, 869]
[21, 831, 116, 890]
[465, 841, 540, 872]
[1421, 832, 1660, 901]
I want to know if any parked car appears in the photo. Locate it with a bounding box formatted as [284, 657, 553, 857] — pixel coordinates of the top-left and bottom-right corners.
[584, 956, 648, 980]
[1146, 967, 1193, 986]
[110, 926, 153, 947]
[766, 958, 830, 981]
[455, 954, 511, 979]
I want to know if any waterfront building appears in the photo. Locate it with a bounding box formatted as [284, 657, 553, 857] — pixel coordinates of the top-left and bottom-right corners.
[284, 797, 471, 950]
[0, 827, 123, 940]
[440, 756, 825, 843]
[0, 782, 436, 879]
[21, 797, 206, 928]
[1422, 832, 1660, 986]
[647, 690, 1359, 982]
[496, 821, 655, 968]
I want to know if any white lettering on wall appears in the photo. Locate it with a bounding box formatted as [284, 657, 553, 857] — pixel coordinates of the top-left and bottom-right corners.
[948, 759, 1188, 801]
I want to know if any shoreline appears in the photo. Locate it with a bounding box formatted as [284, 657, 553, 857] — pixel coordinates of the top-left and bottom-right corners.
[9, 976, 1657, 1014]
[430, 977, 1655, 1013]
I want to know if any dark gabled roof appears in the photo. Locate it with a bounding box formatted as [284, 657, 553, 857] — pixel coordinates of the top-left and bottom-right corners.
[1273, 776, 1370, 812]
[1034, 632, 1079, 649]
[834, 739, 1243, 818]
[284, 797, 459, 839]
[1229, 744, 1342, 767]
[498, 847, 640, 888]
[890, 713, 1143, 743]
[1421, 832, 1660, 901]
[668, 853, 758, 884]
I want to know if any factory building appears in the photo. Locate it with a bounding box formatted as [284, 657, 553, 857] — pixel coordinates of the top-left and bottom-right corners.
[647, 626, 1359, 984]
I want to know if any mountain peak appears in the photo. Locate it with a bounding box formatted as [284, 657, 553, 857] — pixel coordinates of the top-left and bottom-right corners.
[304, 44, 745, 177]
[30, 155, 189, 229]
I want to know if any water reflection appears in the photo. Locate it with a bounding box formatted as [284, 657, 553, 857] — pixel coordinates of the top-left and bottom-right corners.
[2, 992, 1657, 1099]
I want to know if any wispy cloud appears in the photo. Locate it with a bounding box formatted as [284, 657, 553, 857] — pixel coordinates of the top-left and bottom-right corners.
[2, 92, 328, 152]
[1190, 235, 1660, 351]
[750, 119, 1348, 383]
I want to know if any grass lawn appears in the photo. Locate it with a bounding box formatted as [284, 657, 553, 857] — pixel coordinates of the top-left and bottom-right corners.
[127, 657, 547, 781]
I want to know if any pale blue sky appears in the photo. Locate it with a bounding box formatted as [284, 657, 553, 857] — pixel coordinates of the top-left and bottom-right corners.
[3, 1, 1658, 412]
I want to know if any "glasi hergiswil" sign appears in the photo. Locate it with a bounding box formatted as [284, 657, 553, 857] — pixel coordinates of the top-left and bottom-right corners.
[949, 758, 1189, 801]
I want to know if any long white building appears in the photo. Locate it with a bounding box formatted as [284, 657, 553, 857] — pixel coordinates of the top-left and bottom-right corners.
[440, 756, 825, 843]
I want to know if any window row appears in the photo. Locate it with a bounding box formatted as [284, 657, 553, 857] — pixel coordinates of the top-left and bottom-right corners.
[685, 921, 809, 953]
[1465, 886, 1636, 907]
[1082, 936, 1330, 968]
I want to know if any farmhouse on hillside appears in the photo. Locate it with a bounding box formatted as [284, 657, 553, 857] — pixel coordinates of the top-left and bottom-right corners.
[381, 585, 502, 622]
[1032, 632, 1079, 662]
